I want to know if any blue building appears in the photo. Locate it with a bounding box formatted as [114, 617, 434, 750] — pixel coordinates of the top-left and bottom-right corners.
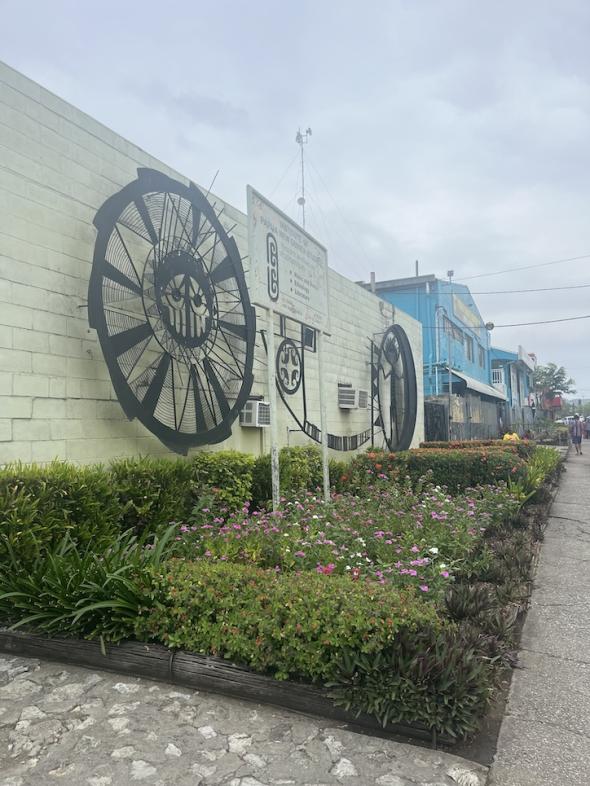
[366, 274, 506, 440]
[490, 346, 537, 432]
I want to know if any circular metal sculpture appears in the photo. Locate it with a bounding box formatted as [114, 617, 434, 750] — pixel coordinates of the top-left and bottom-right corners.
[89, 168, 255, 453]
[276, 338, 302, 396]
[375, 324, 417, 451]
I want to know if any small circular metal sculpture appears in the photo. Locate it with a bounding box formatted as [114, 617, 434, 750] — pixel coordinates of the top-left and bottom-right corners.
[276, 338, 302, 396]
[89, 168, 255, 453]
[376, 324, 417, 451]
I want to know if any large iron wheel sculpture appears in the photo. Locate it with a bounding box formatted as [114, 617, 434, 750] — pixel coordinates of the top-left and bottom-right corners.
[89, 168, 255, 453]
[375, 325, 417, 451]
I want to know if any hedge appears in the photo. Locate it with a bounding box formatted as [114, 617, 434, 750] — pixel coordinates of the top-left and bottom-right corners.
[347, 448, 527, 493]
[111, 451, 255, 535]
[0, 452, 256, 563]
[136, 560, 439, 682]
[0, 461, 120, 566]
[135, 560, 495, 737]
[419, 439, 535, 459]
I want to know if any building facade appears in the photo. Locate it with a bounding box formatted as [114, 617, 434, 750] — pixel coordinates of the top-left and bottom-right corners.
[490, 346, 536, 432]
[366, 275, 504, 440]
[0, 62, 424, 466]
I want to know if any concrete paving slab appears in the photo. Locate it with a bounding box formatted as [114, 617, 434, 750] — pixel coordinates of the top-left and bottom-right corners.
[507, 649, 590, 739]
[536, 536, 590, 564]
[489, 715, 590, 786]
[520, 593, 590, 663]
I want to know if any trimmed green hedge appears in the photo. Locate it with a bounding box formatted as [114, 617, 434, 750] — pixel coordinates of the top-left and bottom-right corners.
[111, 451, 255, 535]
[0, 452, 256, 562]
[347, 448, 527, 493]
[0, 461, 120, 566]
[135, 560, 440, 682]
[251, 446, 349, 507]
[135, 559, 494, 736]
[419, 439, 535, 459]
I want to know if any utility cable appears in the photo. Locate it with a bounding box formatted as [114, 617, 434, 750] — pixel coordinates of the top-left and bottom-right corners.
[268, 151, 300, 198]
[457, 253, 590, 281]
[380, 282, 590, 295]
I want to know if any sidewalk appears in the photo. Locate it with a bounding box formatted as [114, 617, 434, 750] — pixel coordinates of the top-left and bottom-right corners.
[489, 446, 590, 786]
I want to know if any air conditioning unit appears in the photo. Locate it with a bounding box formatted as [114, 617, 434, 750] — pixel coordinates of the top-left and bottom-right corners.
[357, 389, 369, 409]
[338, 384, 357, 409]
[240, 400, 271, 427]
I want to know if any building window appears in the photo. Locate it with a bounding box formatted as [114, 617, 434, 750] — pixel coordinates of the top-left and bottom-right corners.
[279, 315, 287, 337]
[302, 325, 316, 352]
[492, 368, 504, 385]
[478, 345, 485, 368]
[465, 336, 474, 363]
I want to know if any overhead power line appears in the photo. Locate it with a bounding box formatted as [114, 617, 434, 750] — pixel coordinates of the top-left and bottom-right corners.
[420, 313, 590, 329]
[383, 282, 590, 296]
[491, 313, 590, 328]
[458, 253, 590, 281]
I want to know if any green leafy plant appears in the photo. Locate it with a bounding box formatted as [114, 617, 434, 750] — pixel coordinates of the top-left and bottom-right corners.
[327, 627, 495, 738]
[135, 560, 439, 682]
[0, 525, 176, 643]
[347, 448, 527, 494]
[0, 461, 120, 566]
[444, 583, 495, 621]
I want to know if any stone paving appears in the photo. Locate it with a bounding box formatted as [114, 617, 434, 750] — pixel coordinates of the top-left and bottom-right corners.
[0, 654, 487, 786]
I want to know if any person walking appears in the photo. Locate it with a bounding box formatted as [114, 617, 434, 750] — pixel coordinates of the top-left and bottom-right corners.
[570, 413, 584, 454]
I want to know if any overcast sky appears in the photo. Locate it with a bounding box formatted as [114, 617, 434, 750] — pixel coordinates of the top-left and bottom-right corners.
[3, 0, 590, 397]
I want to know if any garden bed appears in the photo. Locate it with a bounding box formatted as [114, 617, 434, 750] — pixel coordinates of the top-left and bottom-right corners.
[0, 442, 565, 747]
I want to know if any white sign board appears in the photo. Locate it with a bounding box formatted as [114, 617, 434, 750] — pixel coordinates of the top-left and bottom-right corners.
[247, 186, 329, 332]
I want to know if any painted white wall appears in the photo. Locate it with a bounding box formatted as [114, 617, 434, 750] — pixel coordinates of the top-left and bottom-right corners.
[0, 61, 423, 465]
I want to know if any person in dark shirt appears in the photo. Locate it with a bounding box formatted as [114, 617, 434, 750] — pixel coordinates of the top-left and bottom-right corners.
[570, 414, 584, 455]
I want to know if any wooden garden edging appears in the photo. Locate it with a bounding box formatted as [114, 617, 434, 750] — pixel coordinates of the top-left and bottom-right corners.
[0, 628, 452, 746]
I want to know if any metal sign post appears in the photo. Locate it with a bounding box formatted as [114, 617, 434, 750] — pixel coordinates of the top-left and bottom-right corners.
[266, 306, 281, 510]
[317, 331, 330, 503]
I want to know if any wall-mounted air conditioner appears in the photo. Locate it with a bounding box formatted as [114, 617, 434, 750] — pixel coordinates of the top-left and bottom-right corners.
[357, 389, 369, 409]
[338, 384, 357, 409]
[240, 400, 271, 427]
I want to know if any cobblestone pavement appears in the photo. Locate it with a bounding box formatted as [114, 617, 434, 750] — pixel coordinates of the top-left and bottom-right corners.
[0, 655, 487, 786]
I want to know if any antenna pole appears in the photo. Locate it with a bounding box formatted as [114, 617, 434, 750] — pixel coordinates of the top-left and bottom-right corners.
[295, 127, 312, 229]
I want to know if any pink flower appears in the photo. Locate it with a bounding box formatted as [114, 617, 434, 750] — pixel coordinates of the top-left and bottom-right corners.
[440, 570, 449, 578]
[410, 545, 420, 553]
[294, 551, 306, 557]
[419, 585, 429, 592]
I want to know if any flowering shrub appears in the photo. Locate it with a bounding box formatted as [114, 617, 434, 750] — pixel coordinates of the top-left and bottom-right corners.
[172, 478, 520, 599]
[135, 560, 441, 682]
[347, 448, 527, 493]
[419, 439, 535, 459]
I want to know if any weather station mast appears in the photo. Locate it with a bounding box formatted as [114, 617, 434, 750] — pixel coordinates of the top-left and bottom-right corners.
[295, 127, 312, 229]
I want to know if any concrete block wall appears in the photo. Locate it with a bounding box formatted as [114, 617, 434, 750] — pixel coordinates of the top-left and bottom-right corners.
[0, 60, 423, 466]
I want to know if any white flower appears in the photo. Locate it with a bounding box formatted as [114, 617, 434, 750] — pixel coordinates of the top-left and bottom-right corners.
[429, 547, 439, 555]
